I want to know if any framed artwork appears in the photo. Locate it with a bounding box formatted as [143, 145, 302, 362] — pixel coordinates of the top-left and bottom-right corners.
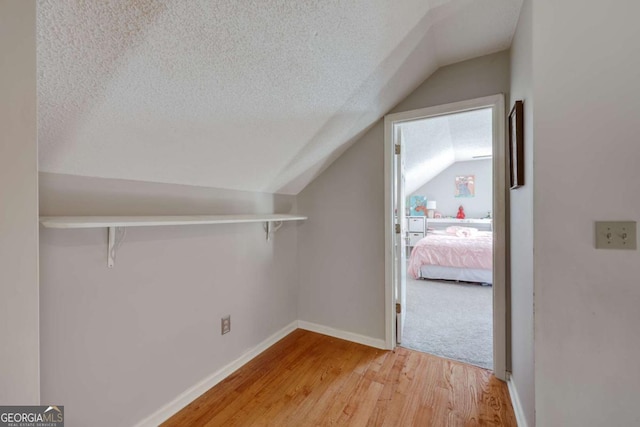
[509, 100, 524, 189]
[455, 175, 475, 198]
[408, 195, 427, 216]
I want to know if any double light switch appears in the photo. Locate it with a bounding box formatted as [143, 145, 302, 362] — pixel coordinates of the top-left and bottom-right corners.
[595, 221, 637, 250]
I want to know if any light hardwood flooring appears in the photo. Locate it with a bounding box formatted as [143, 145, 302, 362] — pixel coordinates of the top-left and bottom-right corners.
[162, 329, 516, 426]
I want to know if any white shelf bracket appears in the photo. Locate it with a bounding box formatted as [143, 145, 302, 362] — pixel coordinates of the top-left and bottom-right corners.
[263, 221, 283, 241]
[107, 226, 127, 268]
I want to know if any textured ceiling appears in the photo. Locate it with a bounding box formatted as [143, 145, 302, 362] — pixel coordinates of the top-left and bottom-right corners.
[403, 108, 492, 194]
[37, 0, 522, 195]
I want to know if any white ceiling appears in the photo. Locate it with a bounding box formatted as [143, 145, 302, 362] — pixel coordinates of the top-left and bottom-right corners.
[37, 0, 522, 195]
[403, 108, 492, 194]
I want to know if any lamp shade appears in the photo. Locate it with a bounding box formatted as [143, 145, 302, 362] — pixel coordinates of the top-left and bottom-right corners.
[426, 200, 437, 210]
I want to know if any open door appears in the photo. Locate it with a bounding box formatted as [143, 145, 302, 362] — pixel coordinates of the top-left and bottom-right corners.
[394, 127, 407, 345]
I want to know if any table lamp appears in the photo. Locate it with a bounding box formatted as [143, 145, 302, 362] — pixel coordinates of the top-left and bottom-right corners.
[427, 200, 437, 218]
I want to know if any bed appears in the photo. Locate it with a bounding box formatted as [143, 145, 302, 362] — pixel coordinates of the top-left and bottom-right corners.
[407, 224, 493, 285]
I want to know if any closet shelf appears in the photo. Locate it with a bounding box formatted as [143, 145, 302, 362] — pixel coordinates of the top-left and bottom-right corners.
[39, 214, 307, 268]
[39, 214, 307, 229]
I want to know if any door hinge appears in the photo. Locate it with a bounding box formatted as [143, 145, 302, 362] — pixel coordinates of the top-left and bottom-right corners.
[395, 223, 401, 233]
[395, 144, 401, 155]
[396, 303, 401, 314]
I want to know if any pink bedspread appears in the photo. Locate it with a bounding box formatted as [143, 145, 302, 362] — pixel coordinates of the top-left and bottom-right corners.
[408, 230, 493, 279]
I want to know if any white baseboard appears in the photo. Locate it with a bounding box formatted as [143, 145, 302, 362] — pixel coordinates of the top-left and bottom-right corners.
[133, 320, 298, 427]
[507, 374, 529, 427]
[297, 320, 387, 349]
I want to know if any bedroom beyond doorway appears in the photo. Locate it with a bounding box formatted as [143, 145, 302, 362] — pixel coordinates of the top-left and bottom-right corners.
[400, 107, 494, 369]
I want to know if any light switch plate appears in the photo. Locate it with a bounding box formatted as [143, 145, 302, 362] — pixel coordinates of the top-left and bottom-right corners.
[595, 221, 637, 250]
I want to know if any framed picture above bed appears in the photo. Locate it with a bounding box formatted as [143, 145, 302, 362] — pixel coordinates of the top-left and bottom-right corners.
[454, 175, 475, 198]
[509, 100, 524, 189]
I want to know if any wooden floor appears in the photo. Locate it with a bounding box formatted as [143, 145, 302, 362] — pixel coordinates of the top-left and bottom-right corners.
[162, 330, 516, 426]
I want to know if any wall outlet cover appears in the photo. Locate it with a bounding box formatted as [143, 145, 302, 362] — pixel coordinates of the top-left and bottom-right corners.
[221, 315, 231, 335]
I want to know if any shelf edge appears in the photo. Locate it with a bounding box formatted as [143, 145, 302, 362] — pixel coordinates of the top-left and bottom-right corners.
[39, 214, 308, 229]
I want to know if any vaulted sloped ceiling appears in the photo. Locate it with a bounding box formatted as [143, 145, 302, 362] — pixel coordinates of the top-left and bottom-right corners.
[37, 0, 522, 195]
[403, 107, 493, 195]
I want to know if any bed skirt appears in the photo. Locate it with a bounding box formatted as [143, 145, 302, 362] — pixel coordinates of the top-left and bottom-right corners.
[419, 264, 492, 285]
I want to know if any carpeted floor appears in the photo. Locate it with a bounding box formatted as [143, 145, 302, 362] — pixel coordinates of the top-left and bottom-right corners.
[401, 276, 493, 370]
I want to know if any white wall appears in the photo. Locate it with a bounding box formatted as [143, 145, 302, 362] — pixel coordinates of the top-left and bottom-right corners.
[297, 51, 510, 341]
[39, 173, 299, 426]
[533, 1, 640, 425]
[508, 0, 535, 425]
[411, 159, 492, 219]
[0, 0, 40, 404]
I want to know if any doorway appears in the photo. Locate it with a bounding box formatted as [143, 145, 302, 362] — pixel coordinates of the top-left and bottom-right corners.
[383, 95, 508, 380]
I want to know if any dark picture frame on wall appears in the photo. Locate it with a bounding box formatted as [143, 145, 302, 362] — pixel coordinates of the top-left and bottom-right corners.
[509, 100, 524, 189]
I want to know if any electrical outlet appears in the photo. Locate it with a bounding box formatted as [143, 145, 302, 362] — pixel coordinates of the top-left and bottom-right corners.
[221, 315, 231, 335]
[595, 221, 637, 250]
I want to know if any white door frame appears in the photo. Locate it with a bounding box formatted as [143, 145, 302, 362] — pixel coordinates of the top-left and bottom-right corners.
[383, 94, 508, 380]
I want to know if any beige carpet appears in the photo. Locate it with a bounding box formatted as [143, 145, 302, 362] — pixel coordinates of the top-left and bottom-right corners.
[401, 276, 493, 370]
